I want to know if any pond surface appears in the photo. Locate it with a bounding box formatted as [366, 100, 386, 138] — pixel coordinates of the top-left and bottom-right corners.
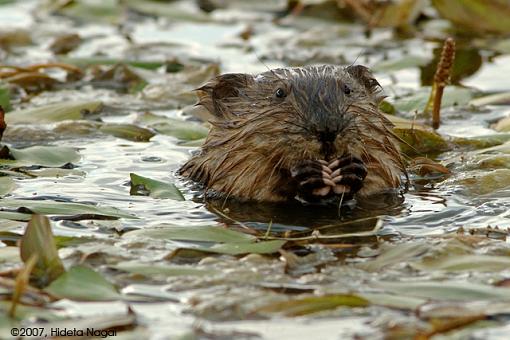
[1, 1, 510, 339]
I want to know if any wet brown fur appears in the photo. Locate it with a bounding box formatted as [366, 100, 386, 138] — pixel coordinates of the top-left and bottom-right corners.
[179, 65, 406, 202]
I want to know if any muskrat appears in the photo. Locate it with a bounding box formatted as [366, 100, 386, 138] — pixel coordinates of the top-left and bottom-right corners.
[179, 64, 407, 204]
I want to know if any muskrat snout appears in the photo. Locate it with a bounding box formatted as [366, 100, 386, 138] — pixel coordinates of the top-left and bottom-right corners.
[316, 127, 338, 144]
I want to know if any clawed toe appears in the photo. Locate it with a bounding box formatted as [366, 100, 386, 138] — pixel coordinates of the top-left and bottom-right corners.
[328, 155, 367, 195]
[291, 160, 331, 200]
[290, 155, 368, 203]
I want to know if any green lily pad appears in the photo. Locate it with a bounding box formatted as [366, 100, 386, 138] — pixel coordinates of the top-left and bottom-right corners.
[46, 265, 121, 301]
[129, 173, 184, 200]
[0, 199, 137, 219]
[0, 145, 80, 167]
[20, 215, 65, 286]
[5, 101, 102, 124]
[135, 112, 209, 141]
[256, 294, 369, 316]
[0, 176, 15, 196]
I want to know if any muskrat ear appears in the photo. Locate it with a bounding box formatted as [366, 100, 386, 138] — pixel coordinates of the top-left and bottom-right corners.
[195, 73, 253, 119]
[345, 65, 385, 103]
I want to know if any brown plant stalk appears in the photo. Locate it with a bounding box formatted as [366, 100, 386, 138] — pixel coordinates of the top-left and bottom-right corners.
[425, 37, 456, 129]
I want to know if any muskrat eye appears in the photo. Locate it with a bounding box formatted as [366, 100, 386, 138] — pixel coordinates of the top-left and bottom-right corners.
[275, 88, 286, 98]
[343, 84, 352, 95]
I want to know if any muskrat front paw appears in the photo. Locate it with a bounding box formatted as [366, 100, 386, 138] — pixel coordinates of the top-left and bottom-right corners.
[290, 160, 334, 199]
[328, 155, 367, 195]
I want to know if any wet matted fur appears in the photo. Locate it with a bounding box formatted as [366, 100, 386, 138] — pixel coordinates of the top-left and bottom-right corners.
[179, 65, 407, 203]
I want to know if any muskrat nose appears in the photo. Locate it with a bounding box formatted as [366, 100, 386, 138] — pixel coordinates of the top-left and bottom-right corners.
[317, 129, 337, 144]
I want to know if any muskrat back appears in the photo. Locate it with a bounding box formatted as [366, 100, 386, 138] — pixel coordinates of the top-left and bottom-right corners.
[179, 64, 407, 204]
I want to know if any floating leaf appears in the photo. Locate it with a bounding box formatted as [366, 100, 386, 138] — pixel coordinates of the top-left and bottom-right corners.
[114, 261, 218, 277]
[0, 145, 80, 167]
[361, 293, 426, 310]
[0, 246, 21, 265]
[0, 85, 11, 112]
[126, 225, 284, 255]
[99, 123, 155, 142]
[90, 64, 147, 93]
[124, 0, 210, 22]
[20, 215, 65, 286]
[0, 199, 136, 219]
[46, 265, 121, 301]
[470, 91, 510, 106]
[126, 225, 256, 243]
[54, 235, 96, 249]
[59, 57, 167, 70]
[375, 281, 510, 301]
[50, 33, 82, 55]
[52, 0, 122, 24]
[0, 210, 31, 221]
[185, 240, 286, 255]
[5, 101, 102, 124]
[135, 112, 209, 141]
[373, 55, 429, 72]
[19, 168, 86, 178]
[358, 242, 431, 272]
[413, 254, 510, 272]
[453, 133, 510, 149]
[0, 301, 62, 325]
[392, 86, 475, 113]
[0, 176, 15, 196]
[129, 173, 184, 200]
[492, 116, 510, 132]
[385, 114, 449, 155]
[256, 294, 369, 316]
[456, 169, 510, 195]
[432, 0, 510, 34]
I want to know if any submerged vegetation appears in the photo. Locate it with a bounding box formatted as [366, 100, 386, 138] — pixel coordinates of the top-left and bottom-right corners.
[0, 0, 510, 338]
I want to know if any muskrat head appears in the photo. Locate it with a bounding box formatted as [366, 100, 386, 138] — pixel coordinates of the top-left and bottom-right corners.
[179, 65, 406, 204]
